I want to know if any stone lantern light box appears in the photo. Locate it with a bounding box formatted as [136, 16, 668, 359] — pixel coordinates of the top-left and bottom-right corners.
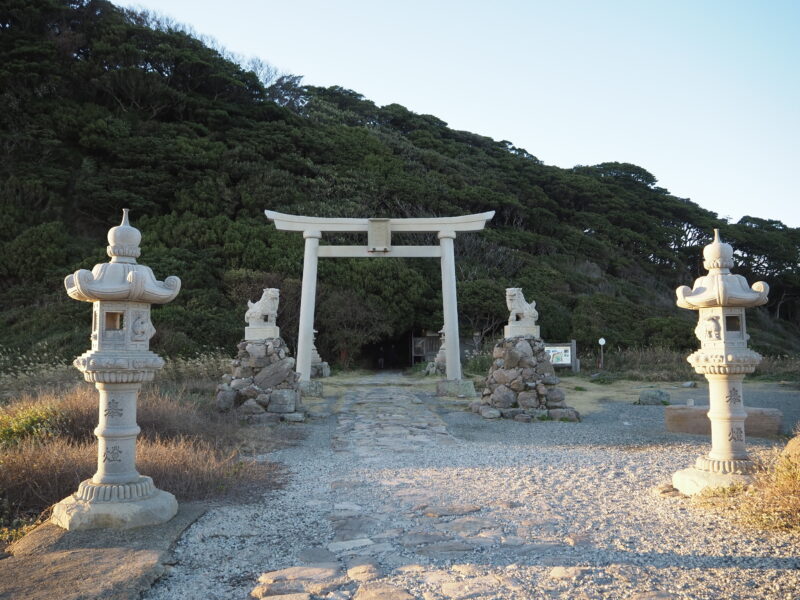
[52, 209, 181, 530]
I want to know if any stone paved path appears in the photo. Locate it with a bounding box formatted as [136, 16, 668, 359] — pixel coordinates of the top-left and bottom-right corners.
[146, 373, 800, 600]
[332, 386, 456, 456]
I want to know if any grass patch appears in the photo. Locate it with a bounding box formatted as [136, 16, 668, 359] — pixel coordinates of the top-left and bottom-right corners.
[580, 347, 800, 383]
[0, 354, 287, 550]
[582, 347, 695, 381]
[589, 373, 617, 385]
[752, 355, 800, 382]
[464, 352, 493, 377]
[0, 404, 61, 446]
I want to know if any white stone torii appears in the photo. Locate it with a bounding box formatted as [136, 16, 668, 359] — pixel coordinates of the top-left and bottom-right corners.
[265, 210, 495, 382]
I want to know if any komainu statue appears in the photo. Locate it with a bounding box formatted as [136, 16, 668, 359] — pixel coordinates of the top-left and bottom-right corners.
[504, 288, 540, 338]
[245, 288, 280, 326]
[506, 288, 538, 325]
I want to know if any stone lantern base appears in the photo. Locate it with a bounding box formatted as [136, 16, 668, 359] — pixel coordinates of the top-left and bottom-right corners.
[51, 476, 177, 530]
[672, 467, 753, 496]
[672, 455, 756, 496]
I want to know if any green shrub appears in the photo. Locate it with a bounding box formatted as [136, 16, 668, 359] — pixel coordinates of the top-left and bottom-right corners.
[464, 352, 493, 375]
[0, 405, 60, 446]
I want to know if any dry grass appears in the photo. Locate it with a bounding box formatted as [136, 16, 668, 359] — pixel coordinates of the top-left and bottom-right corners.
[0, 353, 290, 549]
[738, 450, 800, 530]
[0, 348, 230, 401]
[159, 351, 231, 384]
[1, 382, 240, 446]
[753, 355, 800, 381]
[695, 444, 800, 531]
[582, 347, 800, 382]
[583, 347, 697, 381]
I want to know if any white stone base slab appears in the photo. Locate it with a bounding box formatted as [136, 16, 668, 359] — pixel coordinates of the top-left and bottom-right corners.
[665, 405, 782, 438]
[51, 489, 178, 531]
[672, 466, 753, 496]
[504, 324, 540, 338]
[436, 379, 477, 398]
[245, 325, 280, 341]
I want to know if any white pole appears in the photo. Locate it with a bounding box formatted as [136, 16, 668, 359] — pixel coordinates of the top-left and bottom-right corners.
[439, 231, 462, 381]
[297, 230, 321, 381]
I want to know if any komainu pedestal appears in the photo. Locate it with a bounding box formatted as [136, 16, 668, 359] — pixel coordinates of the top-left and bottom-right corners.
[475, 335, 579, 422]
[671, 230, 769, 495]
[52, 209, 181, 530]
[216, 289, 304, 421]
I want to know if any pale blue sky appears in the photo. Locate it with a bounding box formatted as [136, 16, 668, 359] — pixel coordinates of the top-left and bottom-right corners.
[117, 0, 800, 227]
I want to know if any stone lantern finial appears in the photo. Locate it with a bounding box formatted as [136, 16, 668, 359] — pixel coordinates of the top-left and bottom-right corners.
[702, 228, 734, 273]
[107, 208, 142, 262]
[672, 229, 769, 495]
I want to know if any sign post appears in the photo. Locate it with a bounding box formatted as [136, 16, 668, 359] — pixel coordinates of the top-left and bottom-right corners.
[598, 337, 606, 370]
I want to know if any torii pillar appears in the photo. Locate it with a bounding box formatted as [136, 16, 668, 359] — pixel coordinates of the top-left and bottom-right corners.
[265, 211, 494, 388]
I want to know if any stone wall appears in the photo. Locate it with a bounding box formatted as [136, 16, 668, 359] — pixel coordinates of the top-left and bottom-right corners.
[473, 335, 579, 422]
[215, 338, 305, 423]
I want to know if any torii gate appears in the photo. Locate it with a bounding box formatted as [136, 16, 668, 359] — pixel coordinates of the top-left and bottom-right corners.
[265, 210, 495, 382]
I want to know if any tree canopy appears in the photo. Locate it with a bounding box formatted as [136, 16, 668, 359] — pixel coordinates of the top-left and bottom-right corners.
[1, 0, 799, 363]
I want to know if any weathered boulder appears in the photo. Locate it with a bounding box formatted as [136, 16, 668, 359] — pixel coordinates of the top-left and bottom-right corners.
[500, 408, 525, 419]
[513, 339, 533, 357]
[546, 387, 567, 408]
[215, 386, 237, 411]
[230, 377, 252, 390]
[283, 412, 306, 423]
[548, 408, 581, 422]
[479, 406, 501, 419]
[246, 343, 267, 358]
[269, 389, 298, 413]
[503, 349, 521, 369]
[238, 399, 265, 416]
[637, 389, 670, 405]
[535, 361, 555, 377]
[254, 393, 271, 408]
[517, 391, 539, 409]
[492, 368, 517, 385]
[239, 384, 261, 399]
[254, 358, 296, 389]
[490, 385, 516, 408]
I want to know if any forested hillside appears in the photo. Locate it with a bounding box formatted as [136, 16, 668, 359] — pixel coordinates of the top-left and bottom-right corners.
[2, 0, 799, 365]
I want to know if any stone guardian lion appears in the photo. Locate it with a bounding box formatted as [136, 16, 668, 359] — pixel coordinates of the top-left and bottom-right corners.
[506, 287, 538, 325]
[245, 288, 280, 326]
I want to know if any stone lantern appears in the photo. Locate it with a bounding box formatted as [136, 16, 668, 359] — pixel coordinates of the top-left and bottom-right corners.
[672, 229, 769, 495]
[52, 209, 182, 530]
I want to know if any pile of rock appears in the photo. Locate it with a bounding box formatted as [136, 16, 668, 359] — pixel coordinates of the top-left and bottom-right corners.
[472, 335, 580, 422]
[215, 338, 305, 423]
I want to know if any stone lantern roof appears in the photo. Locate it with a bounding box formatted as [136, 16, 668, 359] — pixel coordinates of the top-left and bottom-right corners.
[64, 209, 181, 304]
[676, 229, 769, 309]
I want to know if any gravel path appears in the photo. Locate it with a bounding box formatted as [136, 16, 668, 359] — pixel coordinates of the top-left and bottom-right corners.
[145, 374, 800, 600]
